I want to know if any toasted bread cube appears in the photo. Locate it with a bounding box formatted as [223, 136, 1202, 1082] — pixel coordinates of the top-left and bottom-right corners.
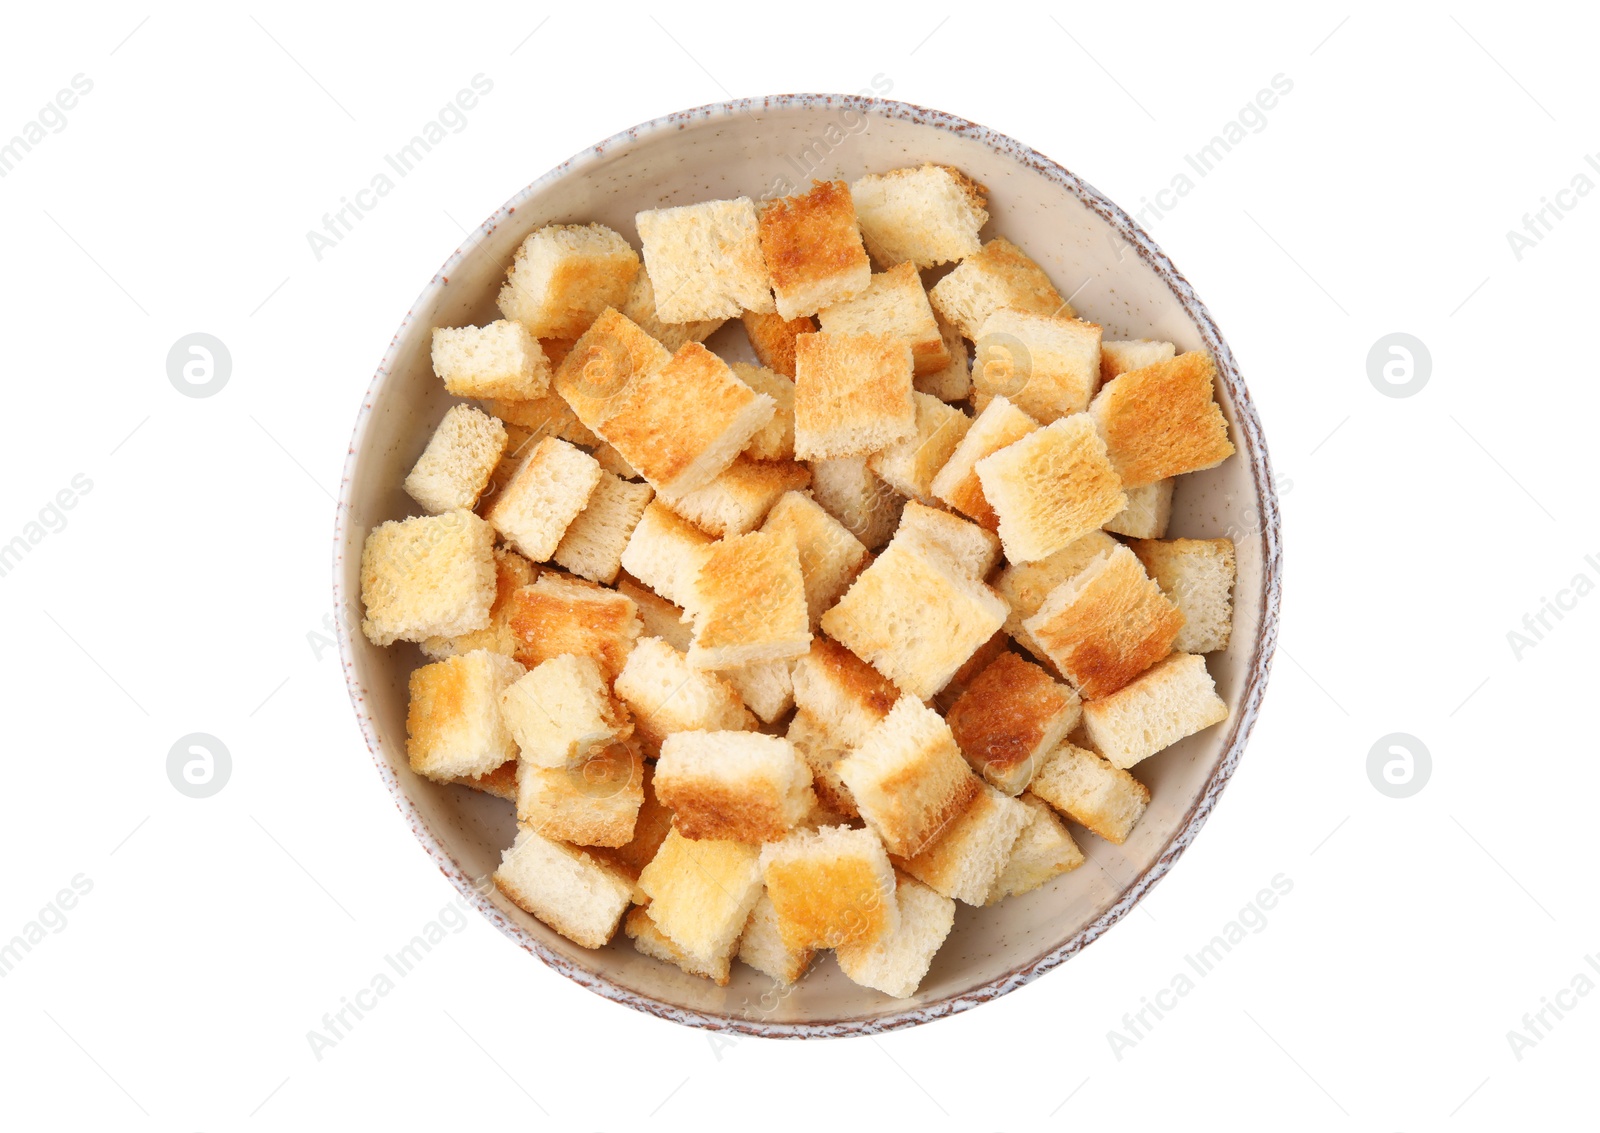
[497, 223, 640, 340]
[837, 697, 983, 857]
[730, 363, 796, 461]
[616, 575, 693, 651]
[501, 653, 631, 767]
[453, 758, 520, 801]
[636, 197, 774, 321]
[973, 309, 1102, 423]
[1104, 479, 1174, 539]
[485, 436, 602, 562]
[793, 332, 916, 460]
[1089, 351, 1235, 488]
[685, 530, 812, 670]
[809, 455, 904, 550]
[660, 457, 810, 538]
[487, 393, 598, 447]
[494, 825, 632, 949]
[988, 794, 1084, 901]
[655, 731, 815, 842]
[618, 500, 713, 608]
[360, 509, 497, 646]
[1031, 743, 1150, 843]
[760, 491, 870, 630]
[935, 628, 1011, 713]
[994, 531, 1120, 658]
[506, 574, 641, 682]
[891, 501, 1000, 579]
[976, 414, 1126, 563]
[1100, 338, 1176, 384]
[929, 237, 1069, 340]
[720, 660, 795, 724]
[792, 636, 900, 743]
[740, 310, 815, 377]
[917, 315, 972, 402]
[821, 537, 1007, 700]
[1082, 653, 1228, 768]
[737, 894, 815, 985]
[1025, 544, 1184, 698]
[406, 650, 524, 779]
[516, 741, 644, 847]
[1130, 537, 1237, 654]
[589, 761, 676, 900]
[818, 262, 949, 376]
[637, 828, 764, 966]
[626, 904, 731, 985]
[613, 637, 753, 754]
[835, 871, 956, 997]
[618, 263, 727, 352]
[420, 546, 534, 661]
[550, 307, 674, 429]
[431, 320, 551, 401]
[867, 393, 971, 504]
[947, 652, 1082, 795]
[759, 825, 898, 949]
[929, 396, 1037, 531]
[786, 708, 858, 817]
[850, 163, 988, 270]
[891, 782, 1030, 904]
[548, 471, 654, 585]
[758, 180, 872, 319]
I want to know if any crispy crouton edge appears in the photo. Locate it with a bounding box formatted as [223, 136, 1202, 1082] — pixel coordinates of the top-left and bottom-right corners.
[333, 94, 1282, 1039]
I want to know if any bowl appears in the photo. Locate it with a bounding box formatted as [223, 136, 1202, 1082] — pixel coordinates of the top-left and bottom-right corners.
[334, 94, 1282, 1037]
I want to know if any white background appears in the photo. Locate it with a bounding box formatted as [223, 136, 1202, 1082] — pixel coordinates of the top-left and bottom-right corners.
[2, 2, 1594, 1129]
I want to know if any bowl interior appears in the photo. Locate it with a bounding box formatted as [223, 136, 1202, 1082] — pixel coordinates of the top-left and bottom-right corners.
[335, 96, 1278, 1035]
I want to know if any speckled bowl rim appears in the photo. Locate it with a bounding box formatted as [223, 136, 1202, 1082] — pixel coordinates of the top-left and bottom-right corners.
[333, 93, 1282, 1039]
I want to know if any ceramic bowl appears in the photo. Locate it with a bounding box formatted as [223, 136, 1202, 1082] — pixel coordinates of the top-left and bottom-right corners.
[334, 94, 1282, 1037]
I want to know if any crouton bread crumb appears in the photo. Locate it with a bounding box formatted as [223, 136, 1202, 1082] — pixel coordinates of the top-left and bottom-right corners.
[361, 164, 1241, 1004]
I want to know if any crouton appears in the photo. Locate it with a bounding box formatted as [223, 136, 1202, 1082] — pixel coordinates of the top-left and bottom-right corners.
[406, 649, 525, 780]
[685, 530, 811, 669]
[988, 795, 1084, 901]
[1030, 742, 1150, 843]
[791, 636, 900, 743]
[835, 871, 956, 998]
[613, 637, 753, 754]
[808, 455, 905, 550]
[615, 575, 693, 651]
[818, 262, 949, 376]
[786, 708, 857, 817]
[759, 825, 898, 949]
[730, 363, 796, 461]
[494, 825, 633, 949]
[618, 500, 713, 608]
[637, 828, 764, 967]
[360, 509, 497, 646]
[550, 307, 673, 428]
[891, 501, 1000, 579]
[484, 436, 603, 562]
[618, 264, 727, 352]
[1081, 653, 1228, 768]
[993, 531, 1120, 656]
[1024, 544, 1184, 698]
[720, 660, 795, 724]
[740, 310, 815, 377]
[454, 758, 519, 802]
[929, 395, 1039, 530]
[758, 180, 872, 319]
[516, 741, 645, 847]
[946, 652, 1081, 795]
[975, 414, 1126, 563]
[626, 904, 732, 985]
[849, 163, 989, 269]
[500, 653, 632, 767]
[1130, 537, 1237, 654]
[431, 319, 551, 401]
[836, 697, 983, 857]
[655, 731, 815, 842]
[505, 574, 641, 682]
[916, 315, 972, 402]
[589, 761, 676, 899]
[550, 471, 654, 585]
[1088, 351, 1235, 488]
[737, 894, 815, 985]
[821, 535, 1007, 699]
[635, 196, 774, 321]
[1104, 479, 1174, 539]
[760, 490, 870, 629]
[793, 332, 916, 460]
[867, 393, 971, 504]
[891, 783, 1030, 904]
[420, 546, 536, 660]
[497, 223, 640, 339]
[929, 237, 1069, 340]
[486, 393, 599, 447]
[1100, 338, 1175, 384]
[660, 457, 810, 538]
[973, 308, 1102, 423]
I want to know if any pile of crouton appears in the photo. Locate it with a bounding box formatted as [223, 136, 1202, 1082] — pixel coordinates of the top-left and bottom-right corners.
[360, 163, 1240, 1001]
